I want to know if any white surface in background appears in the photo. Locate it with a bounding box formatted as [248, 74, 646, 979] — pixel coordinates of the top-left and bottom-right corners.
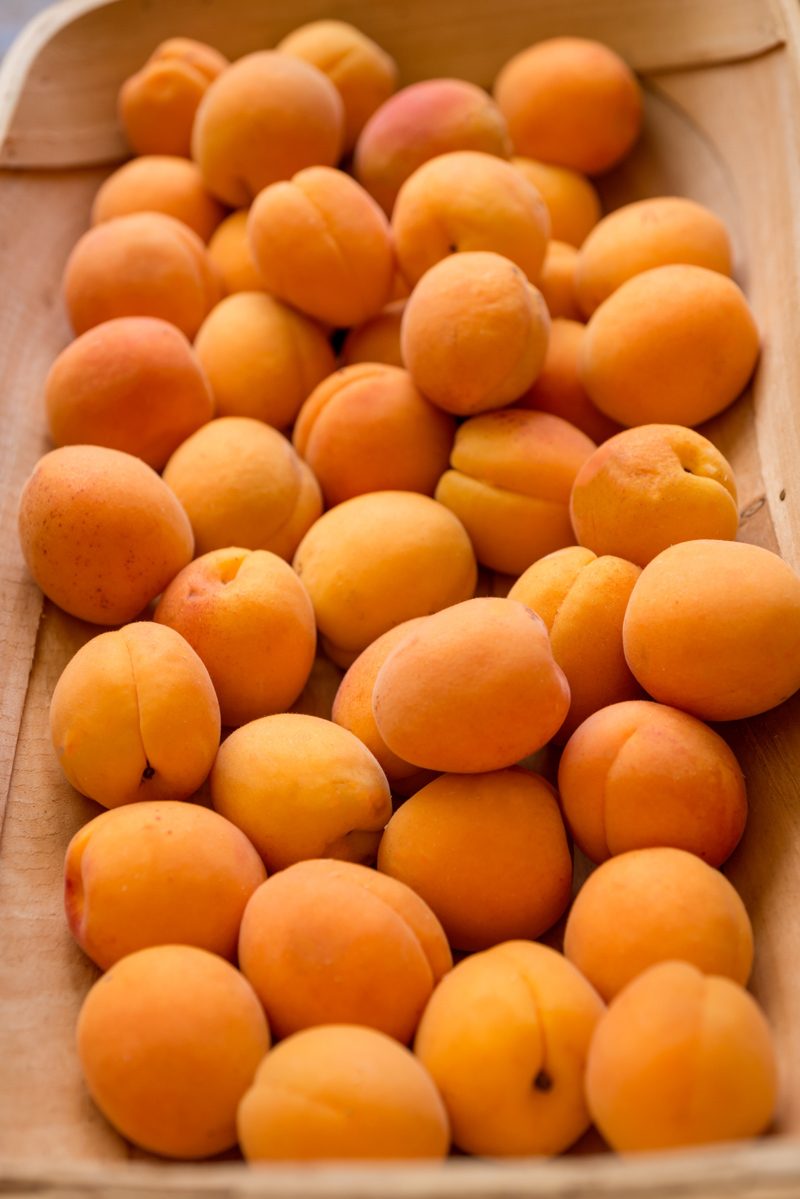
[1, 0, 58, 56]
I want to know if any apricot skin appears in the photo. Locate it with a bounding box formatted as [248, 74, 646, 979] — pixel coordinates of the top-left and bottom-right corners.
[207, 210, 265, 294]
[517, 318, 620, 443]
[512, 158, 601, 246]
[341, 300, 405, 369]
[91, 156, 225, 242]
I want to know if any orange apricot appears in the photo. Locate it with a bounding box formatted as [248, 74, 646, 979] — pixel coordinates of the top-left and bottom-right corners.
[207, 210, 265, 293]
[238, 859, 451, 1042]
[372, 597, 570, 773]
[622, 540, 800, 720]
[558, 700, 747, 866]
[516, 318, 620, 443]
[415, 940, 604, 1155]
[401, 251, 550, 415]
[537, 239, 582, 319]
[494, 37, 643, 174]
[290, 653, 343, 721]
[248, 166, 394, 327]
[564, 847, 754, 1002]
[340, 300, 405, 368]
[586, 961, 777, 1150]
[77, 945, 269, 1158]
[64, 801, 265, 969]
[18, 445, 193, 625]
[91, 156, 225, 241]
[154, 548, 316, 728]
[512, 158, 601, 246]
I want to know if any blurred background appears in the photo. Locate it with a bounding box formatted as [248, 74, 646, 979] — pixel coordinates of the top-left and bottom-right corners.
[2, 0, 56, 55]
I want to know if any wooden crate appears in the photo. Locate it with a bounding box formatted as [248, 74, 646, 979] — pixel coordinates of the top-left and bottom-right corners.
[2, 0, 800, 1195]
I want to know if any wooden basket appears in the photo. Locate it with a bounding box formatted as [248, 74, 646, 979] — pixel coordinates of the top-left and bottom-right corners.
[3, 0, 800, 1195]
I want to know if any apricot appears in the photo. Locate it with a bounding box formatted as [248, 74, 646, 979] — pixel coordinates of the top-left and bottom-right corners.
[293, 364, 455, 505]
[65, 801, 265, 969]
[238, 859, 451, 1042]
[558, 700, 747, 866]
[119, 38, 229, 158]
[211, 713, 390, 870]
[512, 158, 601, 246]
[537, 240, 582, 320]
[508, 546, 641, 739]
[18, 445, 193, 624]
[154, 548, 316, 728]
[586, 961, 777, 1150]
[63, 212, 221, 339]
[372, 597, 570, 773]
[51, 621, 219, 808]
[354, 78, 511, 214]
[580, 264, 760, 426]
[247, 166, 394, 327]
[401, 251, 550, 415]
[340, 300, 405, 368]
[192, 51, 344, 206]
[570, 424, 739, 567]
[77, 945, 269, 1159]
[576, 196, 733, 316]
[277, 20, 398, 155]
[415, 940, 604, 1155]
[564, 847, 754, 1002]
[292, 490, 476, 667]
[290, 653, 343, 721]
[435, 409, 596, 575]
[194, 293, 335, 429]
[516, 318, 620, 443]
[494, 37, 642, 174]
[162, 417, 320, 558]
[392, 150, 549, 285]
[378, 770, 571, 950]
[45, 317, 214, 471]
[622, 540, 800, 720]
[331, 617, 429, 783]
[238, 1025, 448, 1162]
[91, 156, 225, 242]
[207, 210, 265, 294]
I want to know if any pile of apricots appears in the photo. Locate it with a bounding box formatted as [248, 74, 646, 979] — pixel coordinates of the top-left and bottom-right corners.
[16, 18, 800, 1164]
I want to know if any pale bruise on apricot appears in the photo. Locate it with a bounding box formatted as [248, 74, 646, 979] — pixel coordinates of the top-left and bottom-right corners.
[119, 38, 229, 158]
[586, 961, 777, 1151]
[18, 445, 193, 625]
[238, 859, 452, 1042]
[50, 621, 220, 809]
[415, 940, 604, 1155]
[207, 211, 266, 294]
[210, 712, 391, 871]
[378, 769, 572, 950]
[538, 240, 583, 320]
[340, 300, 405, 369]
[558, 700, 747, 866]
[154, 548, 316, 729]
[91, 156, 226, 242]
[65, 801, 265, 970]
[508, 546, 642, 740]
[372, 597, 570, 774]
[564, 847, 754, 1002]
[512, 158, 601, 247]
[77, 945, 270, 1159]
[517, 318, 621, 443]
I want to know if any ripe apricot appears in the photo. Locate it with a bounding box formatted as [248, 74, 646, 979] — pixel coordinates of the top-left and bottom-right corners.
[63, 212, 221, 339]
[435, 409, 596, 575]
[238, 859, 451, 1042]
[580, 264, 760, 426]
[570, 424, 739, 567]
[248, 166, 394, 327]
[277, 20, 398, 155]
[194, 293, 335, 428]
[293, 364, 455, 505]
[494, 37, 642, 174]
[372, 597, 570, 773]
[18, 445, 193, 625]
[623, 540, 800, 720]
[192, 51, 344, 206]
[401, 251, 550, 415]
[119, 38, 228, 158]
[537, 240, 582, 319]
[558, 700, 747, 866]
[415, 940, 604, 1155]
[77, 945, 269, 1159]
[207, 210, 265, 294]
[586, 961, 777, 1150]
[340, 300, 405, 368]
[508, 546, 641, 739]
[378, 770, 571, 950]
[292, 490, 476, 667]
[154, 548, 316, 728]
[91, 156, 225, 241]
[564, 847, 754, 1002]
[238, 1025, 449, 1161]
[392, 150, 549, 285]
[64, 801, 265, 969]
[512, 158, 601, 246]
[211, 713, 391, 871]
[516, 318, 620, 443]
[45, 316, 214, 470]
